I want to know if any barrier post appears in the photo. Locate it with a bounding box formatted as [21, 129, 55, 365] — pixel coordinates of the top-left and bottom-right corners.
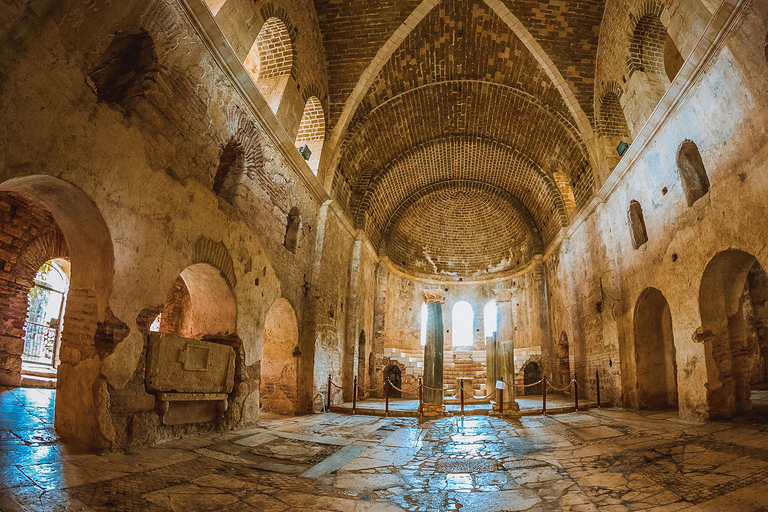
[327, 374, 332, 410]
[499, 377, 504, 418]
[542, 374, 547, 415]
[353, 376, 357, 414]
[596, 370, 601, 409]
[460, 380, 465, 417]
[418, 377, 423, 415]
[385, 379, 390, 417]
[573, 372, 579, 411]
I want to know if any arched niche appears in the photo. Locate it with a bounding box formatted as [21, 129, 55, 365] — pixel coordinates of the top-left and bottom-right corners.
[244, 17, 294, 115]
[699, 250, 768, 419]
[295, 96, 325, 174]
[633, 288, 678, 409]
[0, 175, 114, 448]
[158, 263, 237, 339]
[261, 298, 299, 414]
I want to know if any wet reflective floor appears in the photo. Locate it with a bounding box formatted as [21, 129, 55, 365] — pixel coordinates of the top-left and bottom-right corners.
[2, 387, 768, 511]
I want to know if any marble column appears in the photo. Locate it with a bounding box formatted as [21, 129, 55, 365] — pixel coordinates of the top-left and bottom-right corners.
[494, 288, 519, 410]
[423, 289, 445, 406]
[486, 332, 496, 395]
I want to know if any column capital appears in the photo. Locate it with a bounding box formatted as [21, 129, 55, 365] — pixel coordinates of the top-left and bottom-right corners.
[423, 289, 446, 304]
[493, 288, 514, 303]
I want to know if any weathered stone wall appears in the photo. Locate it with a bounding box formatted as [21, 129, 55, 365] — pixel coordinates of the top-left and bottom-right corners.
[0, 0, 340, 448]
[548, 0, 768, 420]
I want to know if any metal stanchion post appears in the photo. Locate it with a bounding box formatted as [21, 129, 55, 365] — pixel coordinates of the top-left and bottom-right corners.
[542, 374, 547, 415]
[327, 374, 332, 410]
[573, 372, 579, 411]
[418, 376, 423, 415]
[499, 377, 504, 418]
[596, 370, 601, 409]
[353, 376, 357, 414]
[460, 380, 465, 416]
[385, 379, 390, 417]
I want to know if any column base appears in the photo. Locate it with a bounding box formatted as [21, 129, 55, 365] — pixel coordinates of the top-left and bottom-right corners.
[421, 403, 446, 417]
[493, 400, 520, 417]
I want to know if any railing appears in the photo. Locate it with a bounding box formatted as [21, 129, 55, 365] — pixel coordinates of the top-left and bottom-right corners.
[325, 369, 604, 417]
[22, 321, 57, 365]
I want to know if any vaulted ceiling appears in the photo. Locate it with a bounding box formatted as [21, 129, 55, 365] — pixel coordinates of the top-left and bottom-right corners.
[314, 0, 605, 280]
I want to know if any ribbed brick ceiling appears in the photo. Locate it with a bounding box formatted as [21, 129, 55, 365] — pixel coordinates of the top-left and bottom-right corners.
[387, 187, 534, 280]
[313, 0, 604, 280]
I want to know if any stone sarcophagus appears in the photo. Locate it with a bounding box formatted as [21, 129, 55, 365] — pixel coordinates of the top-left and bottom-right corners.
[145, 333, 235, 425]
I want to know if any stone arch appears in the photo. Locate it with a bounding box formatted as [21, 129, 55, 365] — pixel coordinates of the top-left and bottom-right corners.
[295, 97, 325, 174]
[632, 288, 678, 409]
[677, 140, 710, 207]
[0, 175, 114, 448]
[158, 263, 237, 339]
[214, 107, 265, 205]
[698, 250, 768, 419]
[261, 298, 299, 414]
[521, 359, 542, 395]
[383, 363, 402, 398]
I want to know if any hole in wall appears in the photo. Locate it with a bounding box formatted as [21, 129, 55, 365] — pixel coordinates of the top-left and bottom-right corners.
[662, 187, 668, 195]
[672, 253, 678, 262]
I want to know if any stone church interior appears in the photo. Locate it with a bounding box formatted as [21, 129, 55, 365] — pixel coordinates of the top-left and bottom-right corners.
[2, 0, 768, 510]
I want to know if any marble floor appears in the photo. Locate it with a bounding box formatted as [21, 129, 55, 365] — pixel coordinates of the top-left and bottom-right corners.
[2, 387, 768, 511]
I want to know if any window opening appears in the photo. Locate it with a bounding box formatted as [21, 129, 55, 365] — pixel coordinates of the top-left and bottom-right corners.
[22, 259, 69, 368]
[452, 301, 474, 347]
[483, 300, 497, 339]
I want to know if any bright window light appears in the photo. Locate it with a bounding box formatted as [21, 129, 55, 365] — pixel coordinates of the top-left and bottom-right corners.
[452, 301, 474, 347]
[420, 303, 428, 346]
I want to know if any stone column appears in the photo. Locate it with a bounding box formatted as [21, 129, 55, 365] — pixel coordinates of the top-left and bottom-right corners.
[494, 288, 519, 411]
[486, 331, 496, 395]
[422, 289, 445, 412]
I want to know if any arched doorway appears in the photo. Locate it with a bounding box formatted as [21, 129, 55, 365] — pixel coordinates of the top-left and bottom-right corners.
[357, 330, 366, 398]
[21, 258, 70, 385]
[699, 250, 768, 418]
[384, 365, 402, 398]
[261, 298, 299, 414]
[633, 288, 678, 409]
[156, 263, 237, 338]
[523, 362, 542, 395]
[0, 176, 114, 448]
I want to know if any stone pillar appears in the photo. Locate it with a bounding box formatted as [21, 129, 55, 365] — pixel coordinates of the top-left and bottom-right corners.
[486, 332, 496, 395]
[422, 289, 445, 413]
[494, 288, 519, 411]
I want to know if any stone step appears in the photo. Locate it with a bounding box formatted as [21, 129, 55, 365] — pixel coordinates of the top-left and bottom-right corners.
[20, 375, 57, 389]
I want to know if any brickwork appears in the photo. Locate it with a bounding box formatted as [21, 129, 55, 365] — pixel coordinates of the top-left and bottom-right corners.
[0, 195, 68, 386]
[385, 186, 534, 280]
[295, 97, 325, 144]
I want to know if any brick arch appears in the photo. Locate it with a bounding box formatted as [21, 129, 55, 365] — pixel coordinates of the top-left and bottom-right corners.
[626, 1, 667, 79]
[256, 3, 299, 81]
[192, 236, 237, 290]
[379, 181, 543, 279]
[336, 82, 591, 206]
[354, 136, 569, 252]
[15, 231, 69, 289]
[595, 81, 631, 140]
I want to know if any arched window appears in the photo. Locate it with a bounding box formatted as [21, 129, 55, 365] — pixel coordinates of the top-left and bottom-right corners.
[420, 302, 428, 346]
[22, 259, 69, 368]
[483, 300, 497, 338]
[628, 200, 648, 249]
[284, 207, 301, 254]
[295, 97, 325, 174]
[596, 86, 632, 173]
[677, 140, 710, 206]
[452, 301, 474, 347]
[244, 17, 293, 113]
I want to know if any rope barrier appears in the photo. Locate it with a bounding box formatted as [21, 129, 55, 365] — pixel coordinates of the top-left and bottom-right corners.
[359, 382, 386, 393]
[514, 379, 543, 389]
[330, 381, 354, 390]
[459, 387, 496, 400]
[546, 379, 574, 393]
[386, 379, 405, 394]
[423, 384, 457, 392]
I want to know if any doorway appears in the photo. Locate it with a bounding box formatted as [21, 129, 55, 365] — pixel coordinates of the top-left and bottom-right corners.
[524, 362, 542, 395]
[384, 365, 402, 398]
